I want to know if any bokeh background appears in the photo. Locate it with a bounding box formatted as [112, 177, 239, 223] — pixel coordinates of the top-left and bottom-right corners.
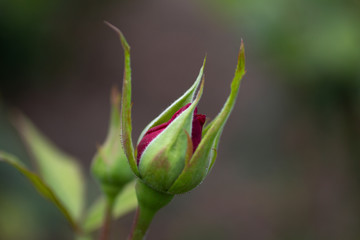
[1, 0, 360, 239]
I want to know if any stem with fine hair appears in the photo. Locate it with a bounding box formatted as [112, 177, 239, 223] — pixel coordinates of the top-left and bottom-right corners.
[128, 180, 174, 240]
[128, 206, 155, 240]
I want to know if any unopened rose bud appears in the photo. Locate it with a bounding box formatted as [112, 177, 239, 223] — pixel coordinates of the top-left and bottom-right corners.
[108, 23, 246, 239]
[91, 88, 134, 200]
[132, 44, 244, 195]
[114, 21, 246, 196]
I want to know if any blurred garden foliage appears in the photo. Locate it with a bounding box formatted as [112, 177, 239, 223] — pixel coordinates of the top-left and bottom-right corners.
[0, 0, 118, 100]
[1, 0, 359, 239]
[206, 0, 360, 84]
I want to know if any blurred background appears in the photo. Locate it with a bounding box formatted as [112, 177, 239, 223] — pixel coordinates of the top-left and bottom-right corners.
[1, 0, 359, 239]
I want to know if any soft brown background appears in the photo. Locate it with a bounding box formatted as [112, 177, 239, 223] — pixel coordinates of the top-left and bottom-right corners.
[1, 0, 359, 239]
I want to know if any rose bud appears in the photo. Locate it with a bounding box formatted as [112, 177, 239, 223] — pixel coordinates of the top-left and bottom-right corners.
[91, 88, 134, 200]
[114, 22, 246, 195]
[107, 23, 245, 239]
[121, 42, 244, 195]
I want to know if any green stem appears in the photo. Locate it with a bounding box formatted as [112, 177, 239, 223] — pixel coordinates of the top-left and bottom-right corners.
[128, 206, 155, 240]
[99, 198, 115, 240]
[128, 180, 174, 240]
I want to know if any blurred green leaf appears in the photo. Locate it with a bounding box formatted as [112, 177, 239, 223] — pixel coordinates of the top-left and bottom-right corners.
[82, 181, 137, 233]
[0, 151, 79, 231]
[15, 114, 86, 222]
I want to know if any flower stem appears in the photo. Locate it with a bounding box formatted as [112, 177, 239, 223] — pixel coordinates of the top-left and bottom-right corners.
[128, 180, 174, 240]
[99, 198, 114, 240]
[128, 206, 155, 240]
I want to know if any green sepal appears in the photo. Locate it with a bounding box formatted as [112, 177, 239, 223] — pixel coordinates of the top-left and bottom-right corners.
[105, 22, 139, 177]
[137, 57, 206, 144]
[135, 179, 174, 214]
[138, 81, 204, 193]
[0, 151, 80, 232]
[13, 113, 86, 222]
[168, 42, 245, 194]
[91, 88, 134, 200]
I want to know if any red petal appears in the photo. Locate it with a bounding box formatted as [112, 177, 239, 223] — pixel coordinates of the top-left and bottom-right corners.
[136, 103, 206, 164]
[191, 113, 206, 151]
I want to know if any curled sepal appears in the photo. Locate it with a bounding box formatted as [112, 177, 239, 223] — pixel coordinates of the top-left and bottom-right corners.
[105, 22, 139, 177]
[138, 81, 204, 192]
[0, 151, 80, 232]
[91, 88, 134, 200]
[137, 57, 206, 144]
[168, 42, 245, 194]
